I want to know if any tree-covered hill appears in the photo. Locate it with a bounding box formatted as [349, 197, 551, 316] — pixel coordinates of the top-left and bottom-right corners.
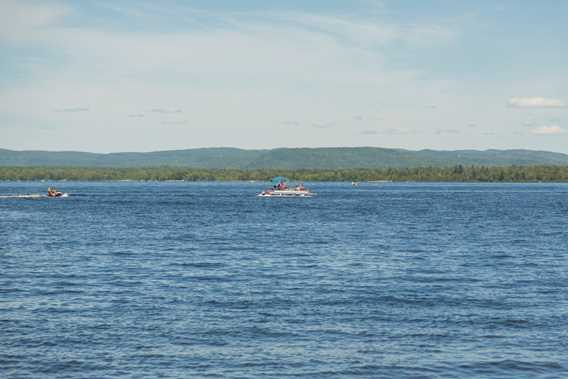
[2, 147, 568, 169]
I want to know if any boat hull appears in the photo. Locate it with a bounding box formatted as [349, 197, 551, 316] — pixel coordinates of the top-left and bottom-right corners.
[257, 190, 314, 197]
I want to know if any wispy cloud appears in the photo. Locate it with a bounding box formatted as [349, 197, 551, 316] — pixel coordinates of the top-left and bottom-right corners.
[530, 125, 565, 135]
[435, 128, 461, 135]
[161, 120, 189, 126]
[55, 107, 89, 113]
[5, 0, 568, 153]
[379, 128, 414, 135]
[0, 0, 69, 43]
[360, 130, 378, 135]
[273, 12, 457, 49]
[312, 122, 334, 129]
[151, 108, 183, 114]
[281, 120, 300, 127]
[29, 123, 58, 131]
[509, 97, 565, 108]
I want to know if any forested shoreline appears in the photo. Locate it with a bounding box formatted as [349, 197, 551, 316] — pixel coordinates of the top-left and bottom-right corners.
[1, 165, 568, 182]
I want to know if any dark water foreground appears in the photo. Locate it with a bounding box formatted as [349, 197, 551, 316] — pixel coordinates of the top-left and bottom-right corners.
[1, 182, 568, 378]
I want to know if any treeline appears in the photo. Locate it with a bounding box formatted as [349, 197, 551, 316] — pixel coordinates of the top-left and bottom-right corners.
[1, 165, 568, 182]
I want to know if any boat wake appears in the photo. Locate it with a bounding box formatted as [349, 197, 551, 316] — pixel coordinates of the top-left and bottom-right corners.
[0, 194, 44, 199]
[0, 193, 69, 200]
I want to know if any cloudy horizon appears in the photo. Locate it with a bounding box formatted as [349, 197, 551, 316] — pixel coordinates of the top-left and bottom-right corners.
[1, 0, 567, 153]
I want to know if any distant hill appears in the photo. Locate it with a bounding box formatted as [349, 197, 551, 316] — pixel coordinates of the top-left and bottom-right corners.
[1, 147, 568, 169]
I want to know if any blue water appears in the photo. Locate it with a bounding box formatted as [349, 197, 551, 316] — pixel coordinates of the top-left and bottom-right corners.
[1, 181, 568, 378]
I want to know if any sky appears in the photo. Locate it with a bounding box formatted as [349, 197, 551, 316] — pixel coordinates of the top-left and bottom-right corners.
[1, 0, 568, 153]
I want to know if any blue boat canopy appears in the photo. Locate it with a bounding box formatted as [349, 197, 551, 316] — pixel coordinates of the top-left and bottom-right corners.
[270, 176, 289, 185]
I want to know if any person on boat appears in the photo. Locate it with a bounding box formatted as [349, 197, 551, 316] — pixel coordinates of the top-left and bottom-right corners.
[47, 187, 61, 197]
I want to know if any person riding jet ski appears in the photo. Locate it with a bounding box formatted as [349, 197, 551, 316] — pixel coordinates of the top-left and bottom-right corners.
[47, 187, 63, 197]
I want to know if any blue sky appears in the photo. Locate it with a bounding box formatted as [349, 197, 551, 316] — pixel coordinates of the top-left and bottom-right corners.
[1, 0, 567, 153]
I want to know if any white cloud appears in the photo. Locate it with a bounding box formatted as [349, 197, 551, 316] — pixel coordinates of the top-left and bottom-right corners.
[509, 97, 565, 108]
[0, 0, 69, 43]
[530, 125, 565, 135]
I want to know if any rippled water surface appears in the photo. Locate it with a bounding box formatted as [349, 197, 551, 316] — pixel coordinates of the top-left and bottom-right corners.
[1, 181, 568, 378]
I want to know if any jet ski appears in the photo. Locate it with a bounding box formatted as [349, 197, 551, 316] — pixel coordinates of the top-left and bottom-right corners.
[47, 187, 67, 198]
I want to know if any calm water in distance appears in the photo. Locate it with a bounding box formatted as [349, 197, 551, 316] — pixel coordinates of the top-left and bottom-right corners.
[1, 181, 568, 378]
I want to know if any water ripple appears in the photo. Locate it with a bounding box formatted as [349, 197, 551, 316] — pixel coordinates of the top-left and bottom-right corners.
[1, 182, 568, 378]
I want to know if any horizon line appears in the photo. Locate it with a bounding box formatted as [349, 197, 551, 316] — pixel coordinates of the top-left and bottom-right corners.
[1, 146, 567, 155]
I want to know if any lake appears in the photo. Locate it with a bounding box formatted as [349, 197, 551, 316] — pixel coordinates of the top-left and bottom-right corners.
[1, 181, 568, 378]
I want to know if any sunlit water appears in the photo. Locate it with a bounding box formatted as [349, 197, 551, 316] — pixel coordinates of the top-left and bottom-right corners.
[1, 181, 568, 378]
